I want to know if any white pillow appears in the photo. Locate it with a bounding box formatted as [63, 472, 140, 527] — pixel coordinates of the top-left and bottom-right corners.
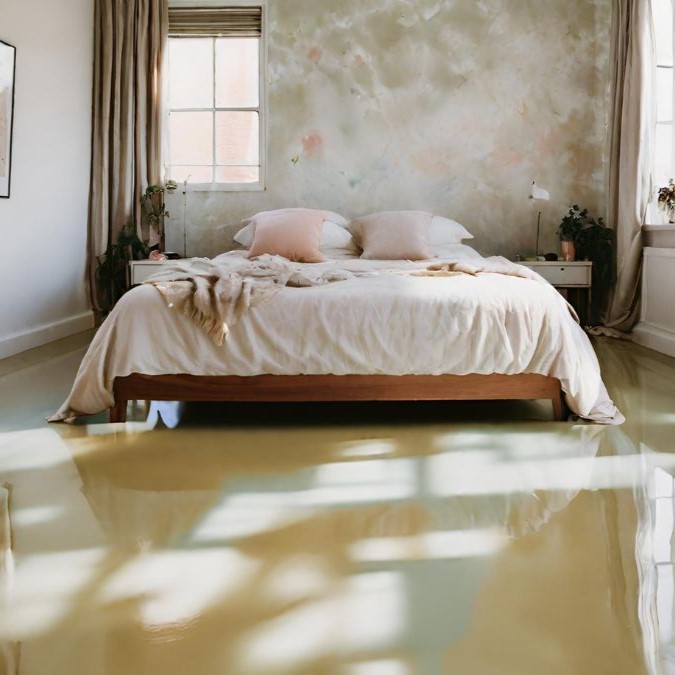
[324, 210, 349, 228]
[235, 215, 357, 253]
[429, 216, 474, 246]
[432, 243, 483, 260]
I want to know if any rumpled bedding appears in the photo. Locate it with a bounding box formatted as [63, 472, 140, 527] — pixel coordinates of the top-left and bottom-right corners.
[146, 255, 357, 346]
[49, 251, 623, 424]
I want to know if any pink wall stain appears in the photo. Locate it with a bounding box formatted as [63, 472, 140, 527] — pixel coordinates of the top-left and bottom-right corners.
[307, 46, 322, 63]
[302, 132, 324, 159]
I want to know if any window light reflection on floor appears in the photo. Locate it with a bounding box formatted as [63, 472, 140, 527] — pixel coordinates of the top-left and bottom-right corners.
[342, 659, 412, 675]
[187, 459, 417, 544]
[350, 528, 508, 563]
[235, 572, 406, 672]
[0, 547, 108, 639]
[8, 505, 65, 528]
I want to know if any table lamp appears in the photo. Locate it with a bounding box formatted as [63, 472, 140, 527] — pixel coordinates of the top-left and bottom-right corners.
[529, 180, 550, 260]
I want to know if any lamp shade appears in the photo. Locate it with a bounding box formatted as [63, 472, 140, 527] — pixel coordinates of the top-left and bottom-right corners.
[529, 181, 550, 201]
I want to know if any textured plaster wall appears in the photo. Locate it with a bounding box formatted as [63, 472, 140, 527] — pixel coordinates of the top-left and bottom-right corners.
[167, 0, 612, 260]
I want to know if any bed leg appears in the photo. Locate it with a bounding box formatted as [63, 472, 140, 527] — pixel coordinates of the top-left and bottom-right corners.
[551, 389, 568, 421]
[110, 399, 128, 424]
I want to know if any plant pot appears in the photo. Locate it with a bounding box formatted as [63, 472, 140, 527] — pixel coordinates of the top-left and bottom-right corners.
[561, 240, 575, 262]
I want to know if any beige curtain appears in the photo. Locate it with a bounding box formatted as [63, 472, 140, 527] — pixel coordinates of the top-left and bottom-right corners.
[88, 0, 168, 311]
[599, 0, 655, 334]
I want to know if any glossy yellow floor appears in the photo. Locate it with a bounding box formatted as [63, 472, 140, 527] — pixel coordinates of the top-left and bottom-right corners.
[0, 334, 674, 674]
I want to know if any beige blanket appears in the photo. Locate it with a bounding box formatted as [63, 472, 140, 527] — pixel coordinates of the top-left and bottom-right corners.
[145, 255, 356, 346]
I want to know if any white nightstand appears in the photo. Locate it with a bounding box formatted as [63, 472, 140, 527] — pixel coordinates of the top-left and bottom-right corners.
[519, 261, 593, 323]
[129, 260, 178, 286]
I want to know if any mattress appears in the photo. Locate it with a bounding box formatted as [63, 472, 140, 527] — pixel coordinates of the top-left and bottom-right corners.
[50, 252, 623, 424]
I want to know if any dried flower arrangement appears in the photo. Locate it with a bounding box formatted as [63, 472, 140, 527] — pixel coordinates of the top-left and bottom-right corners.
[658, 179, 675, 222]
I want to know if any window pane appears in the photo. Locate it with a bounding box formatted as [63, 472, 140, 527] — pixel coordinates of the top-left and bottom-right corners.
[169, 166, 214, 184]
[658, 67, 674, 122]
[216, 111, 259, 165]
[215, 38, 259, 108]
[169, 38, 214, 109]
[655, 123, 673, 188]
[216, 166, 260, 184]
[654, 0, 674, 66]
[169, 111, 213, 165]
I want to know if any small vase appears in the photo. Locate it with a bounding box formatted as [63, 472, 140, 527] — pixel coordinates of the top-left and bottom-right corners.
[561, 240, 575, 262]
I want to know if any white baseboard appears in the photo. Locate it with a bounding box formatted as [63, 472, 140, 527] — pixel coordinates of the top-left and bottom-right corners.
[0, 311, 95, 360]
[632, 321, 675, 359]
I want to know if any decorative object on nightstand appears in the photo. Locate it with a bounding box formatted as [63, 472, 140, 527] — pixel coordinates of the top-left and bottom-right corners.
[657, 179, 675, 223]
[140, 185, 170, 252]
[520, 260, 593, 324]
[528, 181, 550, 260]
[556, 205, 613, 294]
[557, 206, 582, 261]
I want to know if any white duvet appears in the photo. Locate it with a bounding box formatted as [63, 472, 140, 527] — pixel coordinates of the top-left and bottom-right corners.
[50, 250, 623, 424]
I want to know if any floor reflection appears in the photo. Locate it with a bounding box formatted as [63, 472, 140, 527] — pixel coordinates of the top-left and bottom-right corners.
[2, 335, 675, 673]
[0, 418, 669, 674]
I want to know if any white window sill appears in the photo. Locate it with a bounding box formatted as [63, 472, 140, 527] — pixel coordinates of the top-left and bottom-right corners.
[644, 224, 675, 231]
[175, 182, 266, 193]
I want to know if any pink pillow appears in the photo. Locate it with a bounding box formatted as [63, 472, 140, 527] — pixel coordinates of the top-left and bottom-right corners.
[247, 208, 327, 263]
[350, 211, 433, 260]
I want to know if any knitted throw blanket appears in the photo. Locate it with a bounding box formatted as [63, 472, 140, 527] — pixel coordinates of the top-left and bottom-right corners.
[145, 255, 355, 346]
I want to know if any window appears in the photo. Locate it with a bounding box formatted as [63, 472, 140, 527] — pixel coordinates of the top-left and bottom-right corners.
[167, 6, 264, 190]
[654, 0, 674, 217]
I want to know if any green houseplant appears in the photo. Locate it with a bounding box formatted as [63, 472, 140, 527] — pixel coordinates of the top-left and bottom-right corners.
[96, 184, 176, 313]
[96, 220, 149, 313]
[140, 184, 171, 251]
[557, 204, 614, 292]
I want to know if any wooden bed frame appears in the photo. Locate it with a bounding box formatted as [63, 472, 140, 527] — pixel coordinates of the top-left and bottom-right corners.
[110, 373, 568, 423]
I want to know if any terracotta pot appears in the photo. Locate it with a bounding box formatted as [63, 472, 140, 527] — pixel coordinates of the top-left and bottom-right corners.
[561, 240, 575, 262]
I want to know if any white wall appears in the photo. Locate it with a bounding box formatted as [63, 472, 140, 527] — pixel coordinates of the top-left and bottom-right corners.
[633, 248, 675, 357]
[0, 0, 94, 359]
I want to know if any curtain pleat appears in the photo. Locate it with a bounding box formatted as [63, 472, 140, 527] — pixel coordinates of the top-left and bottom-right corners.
[597, 0, 655, 334]
[88, 0, 168, 312]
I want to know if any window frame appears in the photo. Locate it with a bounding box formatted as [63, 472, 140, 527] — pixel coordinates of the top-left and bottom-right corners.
[166, 0, 267, 193]
[650, 0, 675, 227]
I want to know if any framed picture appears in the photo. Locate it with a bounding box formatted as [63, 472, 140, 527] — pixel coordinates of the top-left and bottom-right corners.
[0, 39, 16, 199]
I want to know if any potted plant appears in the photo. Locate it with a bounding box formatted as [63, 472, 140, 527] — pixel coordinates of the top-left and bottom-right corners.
[140, 184, 171, 251]
[556, 205, 614, 322]
[96, 221, 149, 313]
[557, 206, 585, 261]
[658, 179, 675, 223]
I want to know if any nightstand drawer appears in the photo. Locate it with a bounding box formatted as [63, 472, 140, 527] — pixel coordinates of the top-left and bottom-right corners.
[537, 265, 591, 287]
[129, 261, 172, 285]
[521, 262, 592, 287]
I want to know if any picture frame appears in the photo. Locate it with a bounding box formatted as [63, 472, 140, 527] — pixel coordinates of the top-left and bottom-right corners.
[0, 39, 16, 199]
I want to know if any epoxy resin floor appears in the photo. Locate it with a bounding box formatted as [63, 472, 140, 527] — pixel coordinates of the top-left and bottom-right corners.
[0, 333, 674, 674]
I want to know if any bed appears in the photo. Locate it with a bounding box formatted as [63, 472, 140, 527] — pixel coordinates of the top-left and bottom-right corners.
[50, 249, 623, 425]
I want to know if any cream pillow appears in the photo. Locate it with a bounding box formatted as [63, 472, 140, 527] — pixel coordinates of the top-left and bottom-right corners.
[247, 209, 327, 262]
[350, 211, 433, 260]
